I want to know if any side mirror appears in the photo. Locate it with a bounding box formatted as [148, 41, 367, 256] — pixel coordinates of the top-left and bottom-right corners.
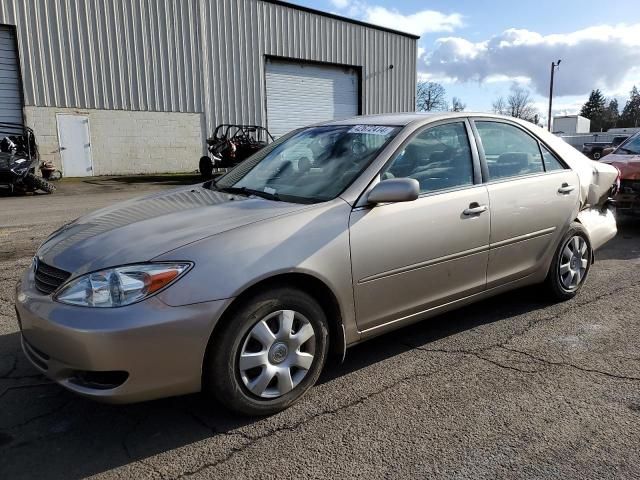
[601, 147, 614, 157]
[367, 178, 419, 204]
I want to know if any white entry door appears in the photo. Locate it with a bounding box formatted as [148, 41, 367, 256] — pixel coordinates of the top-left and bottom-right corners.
[57, 114, 93, 177]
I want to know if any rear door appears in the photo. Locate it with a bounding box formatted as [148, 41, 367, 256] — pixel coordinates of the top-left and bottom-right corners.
[471, 119, 579, 287]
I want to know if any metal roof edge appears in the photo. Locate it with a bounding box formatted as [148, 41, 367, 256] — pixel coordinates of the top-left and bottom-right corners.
[259, 0, 421, 40]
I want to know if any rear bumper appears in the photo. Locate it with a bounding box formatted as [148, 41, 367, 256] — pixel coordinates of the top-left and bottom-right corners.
[15, 267, 231, 403]
[577, 208, 617, 251]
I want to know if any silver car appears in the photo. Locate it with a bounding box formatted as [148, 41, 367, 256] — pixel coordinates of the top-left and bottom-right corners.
[16, 113, 619, 415]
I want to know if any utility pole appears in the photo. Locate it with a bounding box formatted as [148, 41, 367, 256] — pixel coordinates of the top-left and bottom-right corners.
[547, 59, 561, 131]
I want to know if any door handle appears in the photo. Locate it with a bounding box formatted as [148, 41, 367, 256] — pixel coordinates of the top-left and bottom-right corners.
[558, 183, 575, 194]
[463, 203, 488, 215]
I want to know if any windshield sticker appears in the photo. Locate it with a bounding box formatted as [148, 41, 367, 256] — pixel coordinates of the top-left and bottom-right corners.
[348, 125, 395, 136]
[264, 187, 277, 195]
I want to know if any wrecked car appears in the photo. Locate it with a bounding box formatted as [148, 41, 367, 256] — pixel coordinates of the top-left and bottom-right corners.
[601, 131, 640, 215]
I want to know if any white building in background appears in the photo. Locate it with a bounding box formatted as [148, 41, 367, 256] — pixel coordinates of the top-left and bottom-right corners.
[552, 115, 591, 135]
[0, 0, 418, 176]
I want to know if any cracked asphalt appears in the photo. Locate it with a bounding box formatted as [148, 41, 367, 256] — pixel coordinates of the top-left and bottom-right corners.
[1, 178, 639, 479]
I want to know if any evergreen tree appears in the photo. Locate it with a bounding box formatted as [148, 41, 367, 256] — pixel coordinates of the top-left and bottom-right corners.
[621, 86, 640, 128]
[580, 89, 606, 131]
[602, 98, 620, 131]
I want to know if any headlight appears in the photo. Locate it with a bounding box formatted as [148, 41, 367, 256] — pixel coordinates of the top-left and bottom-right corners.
[54, 263, 192, 307]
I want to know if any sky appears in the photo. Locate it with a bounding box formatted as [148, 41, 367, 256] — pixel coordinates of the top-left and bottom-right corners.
[286, 0, 640, 124]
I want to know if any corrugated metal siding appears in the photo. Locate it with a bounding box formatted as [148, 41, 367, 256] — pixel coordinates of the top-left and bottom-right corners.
[0, 0, 202, 112]
[199, 0, 416, 133]
[0, 0, 416, 131]
[0, 25, 22, 124]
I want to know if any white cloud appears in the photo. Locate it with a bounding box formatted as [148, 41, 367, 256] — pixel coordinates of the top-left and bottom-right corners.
[423, 24, 640, 97]
[362, 7, 463, 36]
[329, 1, 463, 36]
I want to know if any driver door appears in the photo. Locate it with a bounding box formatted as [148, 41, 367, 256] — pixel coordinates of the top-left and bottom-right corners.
[349, 120, 490, 334]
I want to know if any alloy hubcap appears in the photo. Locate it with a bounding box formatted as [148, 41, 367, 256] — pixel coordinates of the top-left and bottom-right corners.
[559, 235, 588, 291]
[239, 310, 316, 399]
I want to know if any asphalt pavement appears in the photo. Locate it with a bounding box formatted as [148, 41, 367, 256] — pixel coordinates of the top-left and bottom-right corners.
[1, 178, 639, 479]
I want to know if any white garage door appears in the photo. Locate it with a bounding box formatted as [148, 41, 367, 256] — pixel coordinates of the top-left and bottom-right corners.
[0, 26, 23, 130]
[265, 59, 359, 138]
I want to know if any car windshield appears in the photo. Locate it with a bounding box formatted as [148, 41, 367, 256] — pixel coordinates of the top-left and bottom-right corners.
[212, 125, 401, 203]
[616, 134, 640, 155]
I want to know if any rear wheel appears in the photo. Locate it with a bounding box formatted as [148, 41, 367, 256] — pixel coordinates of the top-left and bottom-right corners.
[545, 222, 591, 301]
[24, 173, 55, 194]
[205, 287, 329, 416]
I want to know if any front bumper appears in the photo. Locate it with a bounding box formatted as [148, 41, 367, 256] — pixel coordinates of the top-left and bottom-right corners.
[15, 267, 230, 403]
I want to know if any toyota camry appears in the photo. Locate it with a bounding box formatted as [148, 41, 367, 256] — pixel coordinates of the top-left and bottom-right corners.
[16, 113, 619, 415]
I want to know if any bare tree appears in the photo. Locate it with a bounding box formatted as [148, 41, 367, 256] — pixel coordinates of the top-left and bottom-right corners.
[450, 97, 466, 112]
[492, 96, 508, 115]
[507, 85, 538, 122]
[492, 85, 539, 123]
[416, 81, 447, 111]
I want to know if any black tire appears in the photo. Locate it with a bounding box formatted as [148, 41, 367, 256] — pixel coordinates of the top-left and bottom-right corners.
[545, 222, 592, 301]
[199, 155, 213, 180]
[205, 287, 329, 416]
[24, 173, 55, 194]
[592, 150, 602, 160]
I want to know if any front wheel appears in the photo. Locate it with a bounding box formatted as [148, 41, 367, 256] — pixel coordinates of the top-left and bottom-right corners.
[205, 287, 329, 416]
[545, 222, 592, 301]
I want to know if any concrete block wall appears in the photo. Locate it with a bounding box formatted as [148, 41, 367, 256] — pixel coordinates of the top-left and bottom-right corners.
[24, 107, 204, 176]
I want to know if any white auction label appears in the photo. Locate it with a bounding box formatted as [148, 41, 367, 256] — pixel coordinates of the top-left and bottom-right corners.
[347, 125, 395, 136]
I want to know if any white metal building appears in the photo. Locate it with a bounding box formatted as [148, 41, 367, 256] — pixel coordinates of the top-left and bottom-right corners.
[0, 0, 418, 176]
[552, 115, 591, 135]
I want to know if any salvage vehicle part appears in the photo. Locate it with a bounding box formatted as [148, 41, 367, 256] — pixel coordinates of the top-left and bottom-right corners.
[0, 122, 55, 195]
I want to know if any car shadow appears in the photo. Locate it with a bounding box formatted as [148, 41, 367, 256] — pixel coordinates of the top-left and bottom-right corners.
[0, 286, 550, 479]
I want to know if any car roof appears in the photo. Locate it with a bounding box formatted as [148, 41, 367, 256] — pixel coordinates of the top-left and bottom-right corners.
[323, 112, 510, 127]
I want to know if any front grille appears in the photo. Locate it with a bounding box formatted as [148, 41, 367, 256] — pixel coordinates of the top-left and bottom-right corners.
[0, 152, 11, 171]
[621, 180, 640, 195]
[34, 259, 71, 295]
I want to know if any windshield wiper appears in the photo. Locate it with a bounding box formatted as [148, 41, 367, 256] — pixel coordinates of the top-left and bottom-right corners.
[217, 186, 281, 201]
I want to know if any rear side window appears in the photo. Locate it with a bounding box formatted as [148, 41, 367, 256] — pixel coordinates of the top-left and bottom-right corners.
[475, 122, 544, 180]
[381, 122, 474, 194]
[541, 145, 565, 171]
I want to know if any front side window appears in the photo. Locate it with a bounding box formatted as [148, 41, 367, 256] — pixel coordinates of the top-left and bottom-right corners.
[380, 122, 474, 194]
[213, 125, 400, 203]
[476, 122, 544, 180]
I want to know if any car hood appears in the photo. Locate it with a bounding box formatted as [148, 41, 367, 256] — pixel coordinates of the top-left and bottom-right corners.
[37, 184, 312, 275]
[602, 153, 640, 180]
